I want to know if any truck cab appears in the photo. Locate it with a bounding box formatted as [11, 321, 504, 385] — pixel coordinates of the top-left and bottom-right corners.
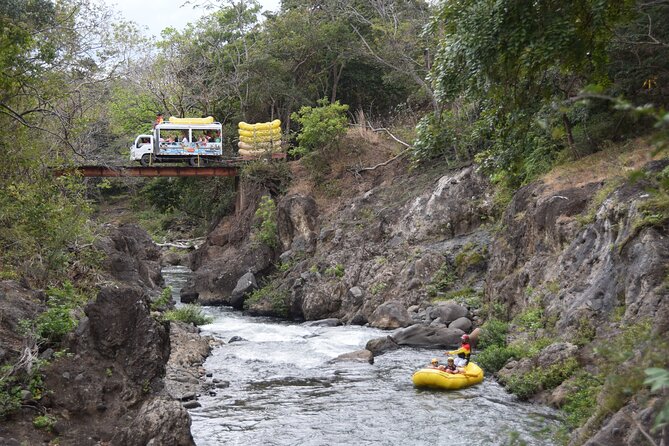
[129, 135, 154, 166]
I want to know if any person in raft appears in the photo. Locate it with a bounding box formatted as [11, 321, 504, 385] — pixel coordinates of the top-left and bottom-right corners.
[428, 358, 441, 369]
[443, 357, 459, 374]
[446, 334, 471, 368]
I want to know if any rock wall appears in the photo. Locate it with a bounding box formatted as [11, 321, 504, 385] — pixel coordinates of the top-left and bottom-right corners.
[487, 160, 669, 333]
[0, 224, 195, 446]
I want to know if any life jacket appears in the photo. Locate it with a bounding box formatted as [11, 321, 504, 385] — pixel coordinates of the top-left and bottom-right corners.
[456, 342, 471, 363]
[445, 363, 457, 371]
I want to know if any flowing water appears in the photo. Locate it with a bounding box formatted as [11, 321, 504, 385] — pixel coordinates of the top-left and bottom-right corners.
[163, 266, 564, 446]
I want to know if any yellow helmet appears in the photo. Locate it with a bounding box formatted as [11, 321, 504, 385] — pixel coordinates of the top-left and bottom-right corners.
[431, 358, 439, 364]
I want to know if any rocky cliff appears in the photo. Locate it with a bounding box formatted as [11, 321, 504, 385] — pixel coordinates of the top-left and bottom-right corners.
[0, 224, 196, 446]
[183, 137, 668, 445]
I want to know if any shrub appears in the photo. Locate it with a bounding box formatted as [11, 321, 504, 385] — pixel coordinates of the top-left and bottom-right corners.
[478, 319, 509, 349]
[163, 304, 212, 326]
[244, 283, 289, 317]
[253, 195, 278, 249]
[33, 282, 89, 345]
[33, 414, 56, 430]
[476, 344, 520, 374]
[290, 99, 349, 156]
[426, 262, 456, 298]
[151, 286, 173, 311]
[325, 264, 345, 278]
[644, 368, 669, 431]
[506, 358, 579, 400]
[562, 371, 604, 428]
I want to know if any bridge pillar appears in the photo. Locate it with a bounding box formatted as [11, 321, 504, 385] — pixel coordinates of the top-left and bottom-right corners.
[235, 176, 243, 216]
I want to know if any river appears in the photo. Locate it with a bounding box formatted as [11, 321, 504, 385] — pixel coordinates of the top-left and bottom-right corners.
[163, 266, 564, 446]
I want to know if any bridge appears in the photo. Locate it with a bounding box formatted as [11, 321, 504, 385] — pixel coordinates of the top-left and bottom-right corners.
[59, 165, 239, 177]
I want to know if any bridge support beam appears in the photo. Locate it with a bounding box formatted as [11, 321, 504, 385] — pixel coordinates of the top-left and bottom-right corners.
[56, 166, 239, 177]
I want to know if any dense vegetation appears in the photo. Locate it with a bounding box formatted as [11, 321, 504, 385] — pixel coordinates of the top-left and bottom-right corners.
[1, 0, 668, 440]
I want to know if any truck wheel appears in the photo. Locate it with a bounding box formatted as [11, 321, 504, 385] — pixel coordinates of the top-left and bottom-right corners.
[140, 154, 153, 167]
[188, 157, 202, 167]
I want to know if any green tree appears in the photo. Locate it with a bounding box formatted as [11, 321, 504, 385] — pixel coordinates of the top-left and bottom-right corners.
[290, 99, 350, 156]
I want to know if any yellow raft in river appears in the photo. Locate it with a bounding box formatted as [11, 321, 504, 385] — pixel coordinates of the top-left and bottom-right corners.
[412, 362, 484, 390]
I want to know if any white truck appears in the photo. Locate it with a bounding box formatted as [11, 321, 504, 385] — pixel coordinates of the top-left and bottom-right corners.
[129, 118, 224, 166]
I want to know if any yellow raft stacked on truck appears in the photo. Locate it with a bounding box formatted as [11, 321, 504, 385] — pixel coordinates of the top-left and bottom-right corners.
[169, 116, 215, 125]
[237, 119, 282, 157]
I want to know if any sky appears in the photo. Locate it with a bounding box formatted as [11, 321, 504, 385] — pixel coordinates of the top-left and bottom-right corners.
[109, 0, 282, 38]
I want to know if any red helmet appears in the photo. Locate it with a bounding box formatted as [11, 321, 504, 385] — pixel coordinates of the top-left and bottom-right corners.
[461, 334, 470, 341]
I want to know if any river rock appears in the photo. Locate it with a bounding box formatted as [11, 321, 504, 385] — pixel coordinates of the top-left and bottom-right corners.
[365, 336, 400, 356]
[368, 301, 412, 329]
[391, 324, 464, 348]
[536, 342, 578, 369]
[329, 349, 374, 364]
[448, 316, 472, 332]
[118, 398, 195, 446]
[229, 272, 258, 310]
[303, 318, 341, 327]
[428, 302, 469, 324]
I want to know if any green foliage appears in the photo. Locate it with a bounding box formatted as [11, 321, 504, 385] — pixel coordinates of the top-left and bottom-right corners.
[253, 195, 278, 249]
[573, 316, 597, 347]
[562, 371, 604, 428]
[644, 368, 669, 431]
[324, 264, 345, 278]
[476, 344, 520, 374]
[33, 414, 56, 431]
[454, 242, 487, 274]
[506, 358, 579, 401]
[513, 306, 545, 332]
[370, 282, 388, 296]
[136, 177, 237, 237]
[32, 282, 89, 345]
[290, 99, 350, 156]
[151, 286, 173, 311]
[245, 283, 289, 317]
[478, 319, 509, 350]
[163, 304, 212, 326]
[0, 169, 97, 284]
[0, 357, 47, 420]
[426, 262, 456, 298]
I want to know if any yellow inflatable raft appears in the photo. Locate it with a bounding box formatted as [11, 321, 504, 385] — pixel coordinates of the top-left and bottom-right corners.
[168, 116, 215, 124]
[240, 134, 281, 144]
[238, 141, 282, 151]
[238, 128, 281, 138]
[238, 119, 281, 131]
[412, 362, 484, 390]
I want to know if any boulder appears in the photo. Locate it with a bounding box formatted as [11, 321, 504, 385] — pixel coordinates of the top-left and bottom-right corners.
[428, 302, 469, 324]
[368, 301, 412, 329]
[181, 243, 274, 306]
[536, 342, 578, 369]
[391, 324, 464, 348]
[303, 318, 341, 327]
[229, 272, 258, 310]
[118, 398, 195, 446]
[448, 316, 472, 332]
[365, 336, 400, 356]
[330, 349, 374, 364]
